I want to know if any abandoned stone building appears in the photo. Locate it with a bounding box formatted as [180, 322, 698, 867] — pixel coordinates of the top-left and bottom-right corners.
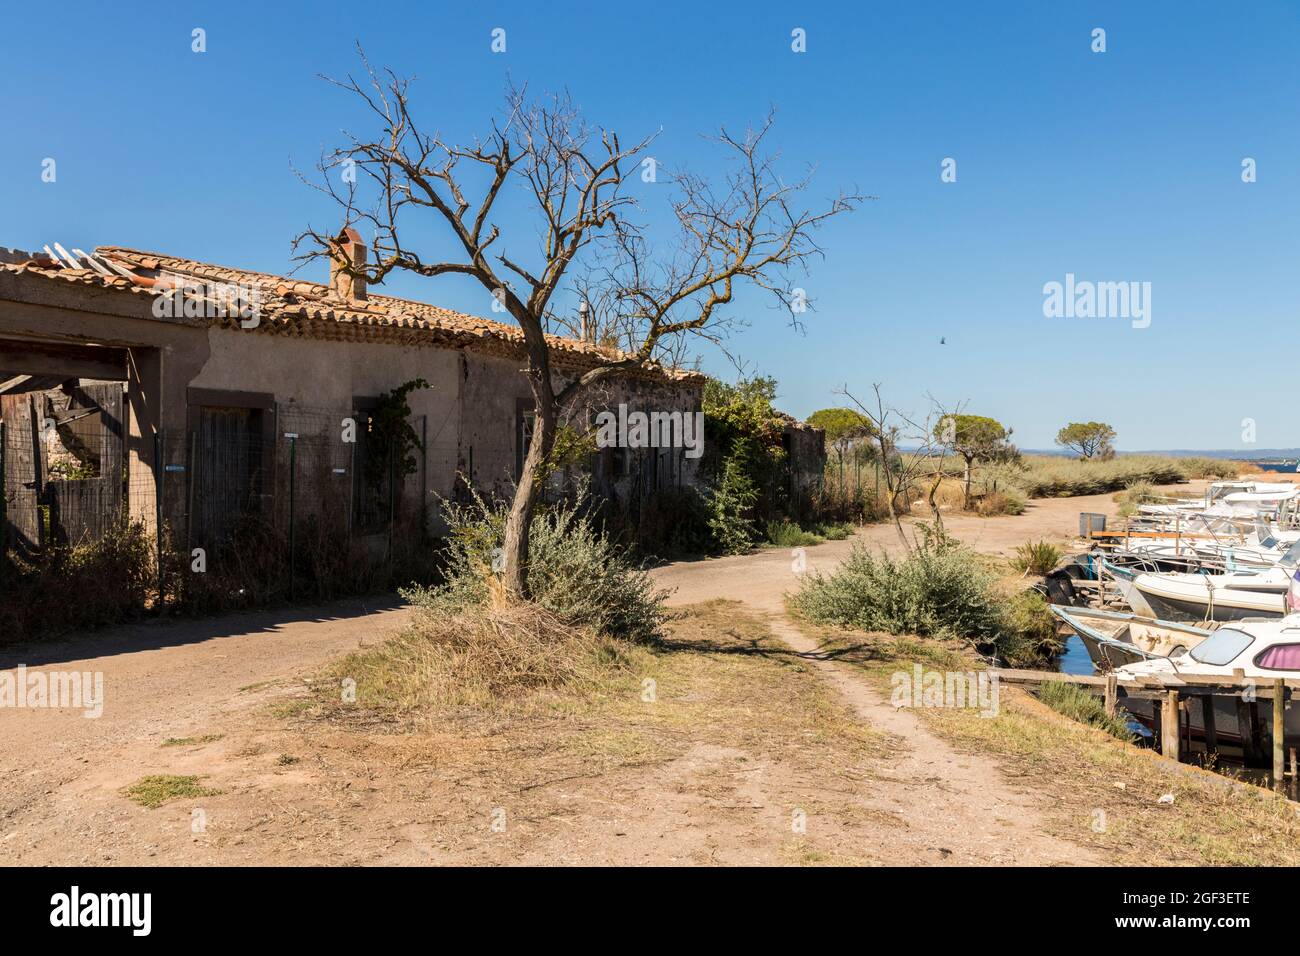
[0, 238, 823, 560]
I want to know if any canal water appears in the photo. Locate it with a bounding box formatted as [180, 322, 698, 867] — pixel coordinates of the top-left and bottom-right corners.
[1057, 635, 1095, 676]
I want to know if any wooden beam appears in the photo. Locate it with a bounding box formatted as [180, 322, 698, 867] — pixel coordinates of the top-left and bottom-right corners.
[0, 339, 127, 381]
[1105, 672, 1118, 717]
[1161, 690, 1181, 760]
[1274, 678, 1286, 792]
[1235, 697, 1255, 764]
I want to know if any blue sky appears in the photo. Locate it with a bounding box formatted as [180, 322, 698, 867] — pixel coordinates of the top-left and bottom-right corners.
[3, 1, 1298, 450]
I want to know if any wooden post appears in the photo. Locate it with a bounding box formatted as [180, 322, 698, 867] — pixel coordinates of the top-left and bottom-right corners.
[1236, 696, 1257, 764]
[1161, 690, 1181, 760]
[1201, 694, 1218, 757]
[1105, 673, 1118, 717]
[1273, 678, 1286, 792]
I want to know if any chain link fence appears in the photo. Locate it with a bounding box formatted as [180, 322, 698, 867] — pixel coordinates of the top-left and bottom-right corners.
[1, 394, 439, 641]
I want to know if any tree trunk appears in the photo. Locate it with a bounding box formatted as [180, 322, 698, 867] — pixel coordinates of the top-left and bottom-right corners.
[928, 471, 946, 537]
[500, 372, 558, 598]
[962, 457, 973, 511]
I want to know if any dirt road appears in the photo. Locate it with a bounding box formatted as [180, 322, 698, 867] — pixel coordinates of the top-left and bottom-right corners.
[0, 599, 409, 863]
[0, 488, 1133, 865]
[648, 491, 1139, 865]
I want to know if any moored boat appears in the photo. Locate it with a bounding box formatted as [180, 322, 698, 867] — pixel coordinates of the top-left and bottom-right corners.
[1048, 604, 1215, 670]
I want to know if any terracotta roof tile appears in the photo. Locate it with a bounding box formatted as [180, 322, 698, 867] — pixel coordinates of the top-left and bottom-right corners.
[0, 246, 704, 385]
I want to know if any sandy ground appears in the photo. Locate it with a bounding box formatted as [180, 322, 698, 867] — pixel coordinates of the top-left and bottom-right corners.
[648, 491, 1148, 866]
[0, 488, 1149, 865]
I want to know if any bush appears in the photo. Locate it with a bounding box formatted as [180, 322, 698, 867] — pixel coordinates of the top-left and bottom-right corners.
[0, 521, 153, 644]
[705, 455, 759, 555]
[976, 488, 1027, 516]
[1011, 539, 1062, 575]
[1114, 480, 1160, 518]
[1000, 589, 1063, 661]
[812, 521, 854, 541]
[765, 520, 823, 547]
[1179, 457, 1245, 480]
[407, 490, 667, 644]
[790, 537, 1049, 664]
[1037, 680, 1134, 741]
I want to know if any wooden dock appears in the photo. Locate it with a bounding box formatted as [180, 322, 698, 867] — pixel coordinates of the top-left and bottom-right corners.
[993, 668, 1297, 790]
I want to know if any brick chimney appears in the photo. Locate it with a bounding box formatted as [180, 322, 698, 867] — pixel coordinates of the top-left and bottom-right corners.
[329, 227, 368, 302]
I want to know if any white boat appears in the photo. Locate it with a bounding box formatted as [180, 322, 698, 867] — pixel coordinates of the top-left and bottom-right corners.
[1130, 538, 1300, 622]
[1132, 568, 1289, 622]
[1116, 617, 1300, 745]
[1137, 481, 1299, 524]
[1049, 605, 1215, 669]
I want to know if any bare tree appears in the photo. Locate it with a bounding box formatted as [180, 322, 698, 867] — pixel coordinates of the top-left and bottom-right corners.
[295, 52, 862, 597]
[837, 385, 948, 553]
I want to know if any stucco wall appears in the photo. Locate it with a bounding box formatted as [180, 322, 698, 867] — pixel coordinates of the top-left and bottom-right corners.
[183, 328, 703, 531]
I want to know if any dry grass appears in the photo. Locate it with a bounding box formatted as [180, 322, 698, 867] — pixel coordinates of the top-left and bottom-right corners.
[161, 734, 224, 747]
[800, 621, 1300, 865]
[121, 774, 221, 809]
[249, 600, 891, 865]
[325, 600, 639, 714]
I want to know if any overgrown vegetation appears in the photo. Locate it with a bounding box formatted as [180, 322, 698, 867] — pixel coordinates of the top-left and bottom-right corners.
[0, 521, 153, 645]
[1036, 680, 1134, 741]
[789, 530, 1057, 665]
[323, 491, 668, 714]
[332, 601, 639, 712]
[1013, 454, 1240, 498]
[1012, 539, 1063, 575]
[0, 511, 438, 645]
[1114, 480, 1161, 518]
[407, 490, 667, 644]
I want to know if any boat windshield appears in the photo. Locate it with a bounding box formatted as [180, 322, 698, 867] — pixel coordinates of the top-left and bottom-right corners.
[1189, 628, 1254, 666]
[1280, 540, 1300, 568]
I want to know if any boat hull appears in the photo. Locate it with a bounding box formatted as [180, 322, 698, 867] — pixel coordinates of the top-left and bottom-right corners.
[1138, 588, 1284, 623]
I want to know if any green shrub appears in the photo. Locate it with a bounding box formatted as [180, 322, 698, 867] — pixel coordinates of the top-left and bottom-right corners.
[812, 521, 854, 541]
[1000, 589, 1063, 660]
[407, 491, 667, 643]
[790, 537, 1048, 664]
[1037, 680, 1134, 741]
[1011, 539, 1062, 575]
[765, 520, 823, 547]
[705, 455, 759, 555]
